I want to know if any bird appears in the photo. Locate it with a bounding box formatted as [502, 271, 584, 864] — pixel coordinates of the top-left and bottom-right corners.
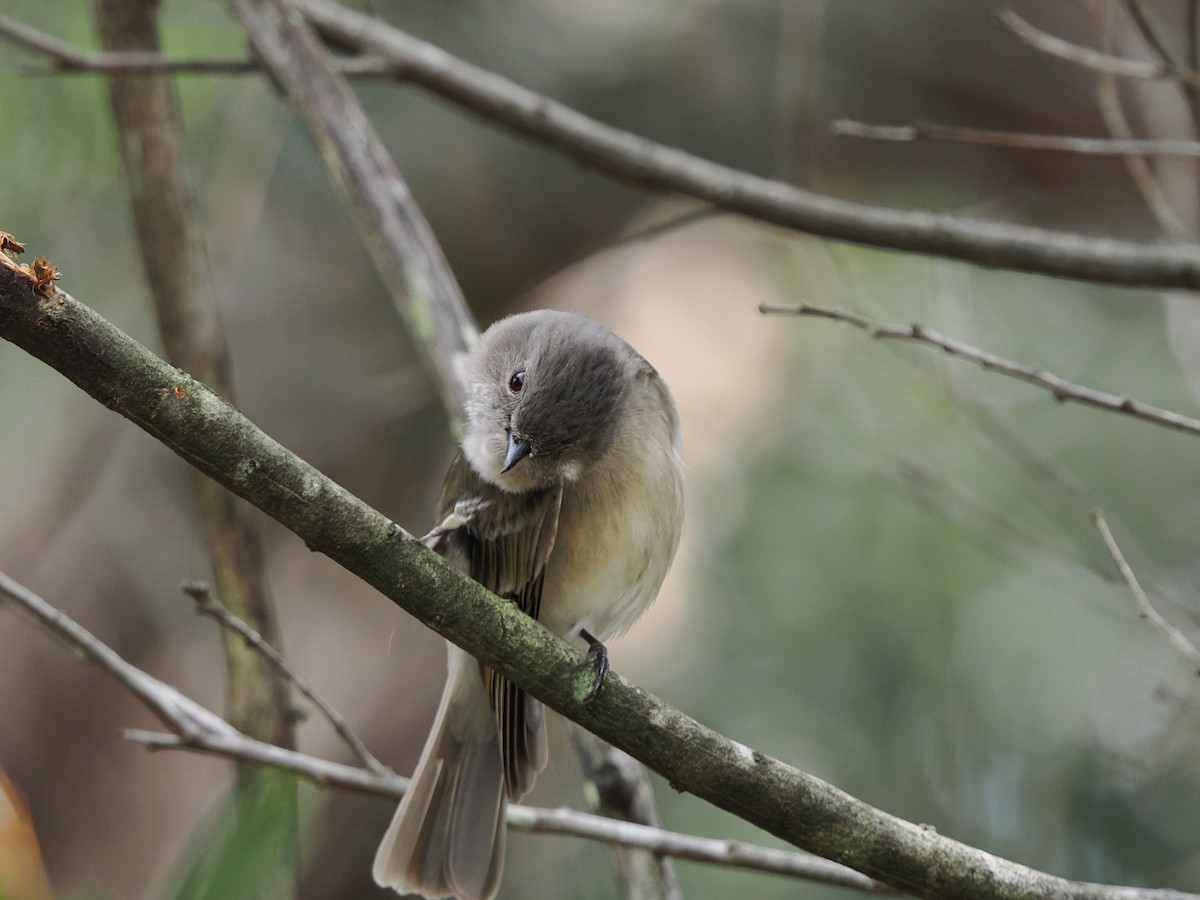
[373, 309, 684, 900]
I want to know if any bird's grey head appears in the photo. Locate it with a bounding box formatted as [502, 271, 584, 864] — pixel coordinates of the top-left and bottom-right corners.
[462, 310, 642, 492]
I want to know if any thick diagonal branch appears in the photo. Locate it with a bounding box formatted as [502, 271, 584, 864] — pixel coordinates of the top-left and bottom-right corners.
[1, 259, 1194, 900]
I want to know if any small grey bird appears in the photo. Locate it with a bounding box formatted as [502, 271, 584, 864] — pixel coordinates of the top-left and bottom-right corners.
[373, 310, 684, 900]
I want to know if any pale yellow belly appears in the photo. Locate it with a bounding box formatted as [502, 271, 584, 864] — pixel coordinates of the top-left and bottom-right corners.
[539, 450, 683, 645]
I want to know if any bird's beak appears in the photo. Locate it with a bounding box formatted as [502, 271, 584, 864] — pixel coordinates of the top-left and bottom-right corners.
[501, 433, 532, 474]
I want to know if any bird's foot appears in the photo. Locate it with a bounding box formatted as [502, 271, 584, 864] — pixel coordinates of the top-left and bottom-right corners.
[576, 628, 609, 700]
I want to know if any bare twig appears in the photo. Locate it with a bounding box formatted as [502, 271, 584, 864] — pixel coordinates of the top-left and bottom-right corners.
[0, 12, 99, 67]
[25, 54, 260, 75]
[1119, 0, 1200, 130]
[125, 728, 404, 794]
[0, 568, 888, 893]
[0, 12, 250, 75]
[832, 119, 1200, 158]
[0, 572, 235, 741]
[1094, 5, 1195, 241]
[0, 13, 406, 79]
[1119, 0, 1180, 72]
[295, 0, 1200, 292]
[125, 727, 893, 891]
[22, 53, 402, 78]
[759, 303, 1200, 439]
[509, 804, 895, 894]
[998, 9, 1200, 85]
[181, 580, 389, 776]
[229, 0, 477, 425]
[0, 14, 426, 79]
[1092, 512, 1200, 667]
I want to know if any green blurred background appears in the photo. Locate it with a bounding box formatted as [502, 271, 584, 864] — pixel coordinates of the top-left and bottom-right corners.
[2, 1, 1199, 898]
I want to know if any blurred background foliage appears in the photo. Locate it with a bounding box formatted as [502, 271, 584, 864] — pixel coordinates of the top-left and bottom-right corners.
[2, 1, 1199, 898]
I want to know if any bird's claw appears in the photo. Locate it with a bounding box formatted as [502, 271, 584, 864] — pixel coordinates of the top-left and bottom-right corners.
[576, 628, 609, 700]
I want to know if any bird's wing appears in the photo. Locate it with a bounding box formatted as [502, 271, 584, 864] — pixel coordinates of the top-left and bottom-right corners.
[427, 453, 560, 799]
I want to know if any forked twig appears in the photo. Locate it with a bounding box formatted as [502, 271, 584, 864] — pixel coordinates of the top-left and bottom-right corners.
[1092, 512, 1200, 668]
[182, 580, 390, 775]
[760, 303, 1200, 439]
[998, 9, 1200, 87]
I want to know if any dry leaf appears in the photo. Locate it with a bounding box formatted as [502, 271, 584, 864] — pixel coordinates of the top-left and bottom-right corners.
[0, 236, 63, 297]
[0, 232, 25, 256]
[27, 258, 61, 295]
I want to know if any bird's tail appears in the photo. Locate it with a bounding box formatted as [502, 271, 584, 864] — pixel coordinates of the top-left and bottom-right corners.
[373, 648, 507, 900]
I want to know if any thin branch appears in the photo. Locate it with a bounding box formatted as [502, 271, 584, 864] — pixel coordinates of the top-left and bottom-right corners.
[0, 572, 235, 741]
[293, 0, 1200, 292]
[1092, 511, 1200, 667]
[20, 53, 400, 78]
[510, 806, 894, 894]
[832, 118, 1200, 158]
[759, 303, 1200, 439]
[1119, 0, 1180, 71]
[2, 250, 1197, 900]
[181, 580, 390, 776]
[25, 54, 261, 76]
[8, 8, 1200, 290]
[126, 728, 403, 794]
[228, 0, 477, 426]
[0, 12, 247, 75]
[0, 14, 422, 79]
[1118, 0, 1200, 130]
[0, 12, 405, 80]
[0, 12, 98, 67]
[1094, 4, 1195, 241]
[124, 728, 892, 892]
[0, 566, 889, 893]
[996, 9, 1200, 85]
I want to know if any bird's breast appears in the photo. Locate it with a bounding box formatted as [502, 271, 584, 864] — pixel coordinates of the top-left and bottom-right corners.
[538, 414, 683, 646]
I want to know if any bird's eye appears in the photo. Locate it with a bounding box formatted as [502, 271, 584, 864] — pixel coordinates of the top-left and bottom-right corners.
[508, 370, 526, 393]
